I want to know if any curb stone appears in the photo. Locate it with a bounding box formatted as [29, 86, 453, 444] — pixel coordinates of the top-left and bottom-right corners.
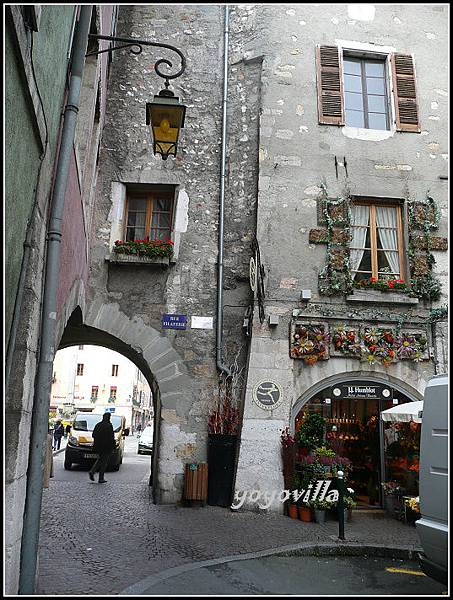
[119, 542, 423, 595]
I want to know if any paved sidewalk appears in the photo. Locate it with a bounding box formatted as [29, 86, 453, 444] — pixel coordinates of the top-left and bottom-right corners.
[37, 480, 422, 596]
[52, 439, 67, 456]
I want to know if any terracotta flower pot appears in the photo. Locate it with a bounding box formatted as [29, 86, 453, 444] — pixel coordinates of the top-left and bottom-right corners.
[298, 506, 312, 522]
[288, 504, 298, 519]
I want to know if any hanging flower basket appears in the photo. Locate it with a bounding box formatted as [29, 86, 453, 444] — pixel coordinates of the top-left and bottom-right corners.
[290, 323, 329, 364]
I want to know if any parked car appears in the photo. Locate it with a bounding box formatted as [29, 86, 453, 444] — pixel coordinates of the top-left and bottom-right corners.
[137, 425, 153, 455]
[64, 412, 129, 471]
[416, 374, 448, 585]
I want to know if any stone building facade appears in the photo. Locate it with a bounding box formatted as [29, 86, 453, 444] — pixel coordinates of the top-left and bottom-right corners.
[86, 4, 447, 510]
[229, 3, 449, 508]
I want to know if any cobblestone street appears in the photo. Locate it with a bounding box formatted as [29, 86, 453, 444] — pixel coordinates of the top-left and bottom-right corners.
[37, 440, 423, 595]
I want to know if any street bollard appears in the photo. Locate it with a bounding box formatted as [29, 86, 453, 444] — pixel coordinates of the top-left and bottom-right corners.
[337, 470, 345, 540]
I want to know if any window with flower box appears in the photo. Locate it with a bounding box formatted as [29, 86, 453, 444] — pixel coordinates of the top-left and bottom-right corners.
[350, 199, 406, 286]
[125, 188, 174, 243]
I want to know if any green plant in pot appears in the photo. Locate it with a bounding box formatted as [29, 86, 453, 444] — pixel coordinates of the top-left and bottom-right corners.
[296, 413, 326, 453]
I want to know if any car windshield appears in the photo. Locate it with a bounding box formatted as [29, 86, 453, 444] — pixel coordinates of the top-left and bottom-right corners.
[73, 414, 123, 433]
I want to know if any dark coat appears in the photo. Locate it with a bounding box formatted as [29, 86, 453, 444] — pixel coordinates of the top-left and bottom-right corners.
[54, 423, 64, 439]
[92, 420, 116, 454]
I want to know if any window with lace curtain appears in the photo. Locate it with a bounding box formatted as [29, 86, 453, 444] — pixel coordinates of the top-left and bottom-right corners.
[350, 201, 405, 283]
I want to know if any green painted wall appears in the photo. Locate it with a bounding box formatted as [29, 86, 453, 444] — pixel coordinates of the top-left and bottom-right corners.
[5, 6, 76, 345]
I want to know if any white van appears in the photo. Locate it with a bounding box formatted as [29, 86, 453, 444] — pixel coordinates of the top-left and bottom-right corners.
[416, 374, 448, 585]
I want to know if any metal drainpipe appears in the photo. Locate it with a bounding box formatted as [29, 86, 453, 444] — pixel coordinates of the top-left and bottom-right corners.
[216, 4, 231, 378]
[18, 7, 92, 594]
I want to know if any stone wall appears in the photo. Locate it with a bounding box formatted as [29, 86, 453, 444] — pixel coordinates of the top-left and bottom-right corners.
[87, 5, 260, 502]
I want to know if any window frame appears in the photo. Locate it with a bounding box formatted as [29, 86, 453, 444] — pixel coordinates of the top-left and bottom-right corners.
[76, 363, 84, 376]
[350, 199, 405, 282]
[124, 189, 175, 243]
[342, 52, 391, 131]
[112, 364, 119, 377]
[109, 386, 117, 401]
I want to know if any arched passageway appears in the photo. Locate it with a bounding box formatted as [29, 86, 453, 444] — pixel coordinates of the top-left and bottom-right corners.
[58, 307, 161, 499]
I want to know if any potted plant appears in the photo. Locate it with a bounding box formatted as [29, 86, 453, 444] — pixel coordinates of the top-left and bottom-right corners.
[287, 474, 300, 519]
[312, 498, 334, 524]
[207, 367, 242, 508]
[297, 498, 313, 523]
[404, 496, 421, 525]
[295, 413, 326, 453]
[343, 495, 356, 521]
[381, 481, 403, 516]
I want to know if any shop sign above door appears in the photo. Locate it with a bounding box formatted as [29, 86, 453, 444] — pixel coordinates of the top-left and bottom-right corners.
[253, 381, 283, 411]
[331, 384, 392, 400]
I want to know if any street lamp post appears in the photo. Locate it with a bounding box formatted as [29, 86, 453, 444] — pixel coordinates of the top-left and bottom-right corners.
[87, 34, 187, 159]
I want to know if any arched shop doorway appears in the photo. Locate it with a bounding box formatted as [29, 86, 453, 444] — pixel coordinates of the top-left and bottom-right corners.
[293, 379, 421, 508]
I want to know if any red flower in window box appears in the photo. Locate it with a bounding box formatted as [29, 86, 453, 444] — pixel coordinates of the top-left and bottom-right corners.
[113, 239, 173, 259]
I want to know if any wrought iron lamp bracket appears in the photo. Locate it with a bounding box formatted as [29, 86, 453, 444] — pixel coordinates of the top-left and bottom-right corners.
[86, 34, 186, 87]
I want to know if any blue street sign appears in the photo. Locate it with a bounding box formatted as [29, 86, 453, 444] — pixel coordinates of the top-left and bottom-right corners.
[162, 314, 187, 330]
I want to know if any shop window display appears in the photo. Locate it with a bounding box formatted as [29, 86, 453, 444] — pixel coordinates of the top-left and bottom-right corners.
[295, 383, 420, 508]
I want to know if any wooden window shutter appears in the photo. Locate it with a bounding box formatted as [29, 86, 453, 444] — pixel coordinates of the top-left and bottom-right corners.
[390, 53, 421, 132]
[316, 45, 344, 125]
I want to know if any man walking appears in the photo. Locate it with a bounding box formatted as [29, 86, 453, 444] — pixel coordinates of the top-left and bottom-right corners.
[53, 420, 65, 451]
[89, 413, 116, 483]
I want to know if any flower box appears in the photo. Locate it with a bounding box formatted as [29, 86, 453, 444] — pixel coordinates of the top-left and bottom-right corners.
[346, 290, 419, 305]
[105, 253, 170, 267]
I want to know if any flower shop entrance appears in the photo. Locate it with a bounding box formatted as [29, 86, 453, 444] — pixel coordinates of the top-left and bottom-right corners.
[294, 379, 420, 509]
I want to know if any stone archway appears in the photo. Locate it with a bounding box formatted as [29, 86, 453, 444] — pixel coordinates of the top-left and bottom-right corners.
[59, 303, 198, 503]
[290, 369, 423, 430]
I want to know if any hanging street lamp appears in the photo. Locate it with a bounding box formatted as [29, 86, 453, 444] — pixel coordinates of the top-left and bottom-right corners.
[146, 87, 186, 160]
[86, 34, 187, 160]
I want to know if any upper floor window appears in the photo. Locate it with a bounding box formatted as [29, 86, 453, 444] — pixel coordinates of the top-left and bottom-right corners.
[112, 364, 119, 377]
[350, 201, 405, 283]
[316, 46, 420, 132]
[91, 386, 99, 400]
[343, 56, 389, 130]
[125, 189, 174, 242]
[109, 386, 117, 401]
[76, 364, 84, 376]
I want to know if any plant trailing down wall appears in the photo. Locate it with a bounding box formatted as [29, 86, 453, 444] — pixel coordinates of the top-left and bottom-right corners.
[315, 187, 445, 301]
[407, 193, 443, 301]
[317, 185, 354, 296]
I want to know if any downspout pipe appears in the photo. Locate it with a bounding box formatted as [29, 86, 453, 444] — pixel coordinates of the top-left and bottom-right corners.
[18, 7, 91, 594]
[216, 4, 231, 378]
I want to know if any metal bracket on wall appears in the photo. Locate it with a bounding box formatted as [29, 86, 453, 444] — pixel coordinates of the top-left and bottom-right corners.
[86, 34, 186, 87]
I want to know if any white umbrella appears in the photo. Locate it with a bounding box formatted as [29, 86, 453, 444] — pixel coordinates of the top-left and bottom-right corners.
[380, 400, 423, 423]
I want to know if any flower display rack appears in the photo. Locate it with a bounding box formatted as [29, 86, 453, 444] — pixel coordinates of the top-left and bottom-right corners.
[289, 322, 329, 364]
[290, 320, 429, 366]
